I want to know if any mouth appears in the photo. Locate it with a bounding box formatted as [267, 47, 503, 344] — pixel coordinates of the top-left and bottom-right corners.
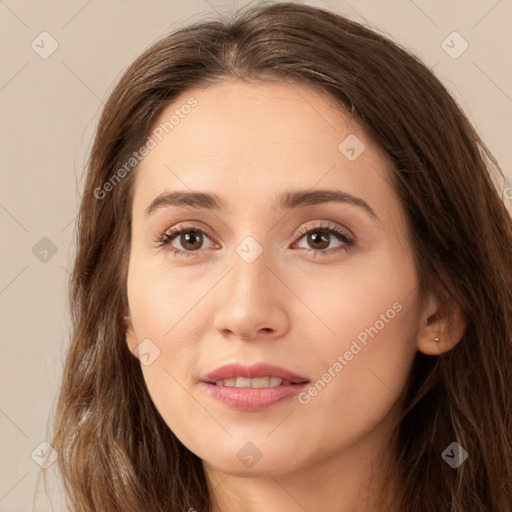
[210, 376, 308, 387]
[200, 362, 310, 411]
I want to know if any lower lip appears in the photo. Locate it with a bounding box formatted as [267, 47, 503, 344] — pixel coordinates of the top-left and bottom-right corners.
[201, 382, 309, 411]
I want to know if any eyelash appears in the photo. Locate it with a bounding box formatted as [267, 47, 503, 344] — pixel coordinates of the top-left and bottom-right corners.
[156, 222, 356, 259]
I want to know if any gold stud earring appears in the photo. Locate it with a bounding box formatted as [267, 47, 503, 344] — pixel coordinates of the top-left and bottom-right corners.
[433, 336, 440, 342]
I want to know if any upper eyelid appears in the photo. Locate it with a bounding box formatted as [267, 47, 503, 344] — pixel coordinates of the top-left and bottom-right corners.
[295, 220, 353, 237]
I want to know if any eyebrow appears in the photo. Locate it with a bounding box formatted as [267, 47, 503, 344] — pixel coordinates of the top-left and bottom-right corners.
[144, 189, 378, 220]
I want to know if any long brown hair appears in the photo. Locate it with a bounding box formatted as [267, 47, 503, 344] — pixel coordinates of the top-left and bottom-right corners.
[50, 2, 512, 510]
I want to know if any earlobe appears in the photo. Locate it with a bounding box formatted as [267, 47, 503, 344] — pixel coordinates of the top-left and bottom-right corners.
[416, 293, 468, 356]
[123, 315, 138, 353]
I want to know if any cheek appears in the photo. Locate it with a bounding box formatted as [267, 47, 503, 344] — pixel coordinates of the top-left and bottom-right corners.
[126, 260, 215, 441]
[291, 243, 418, 349]
[126, 273, 205, 382]
[297, 306, 418, 455]
[294, 250, 420, 436]
[138, 362, 212, 459]
[127, 255, 211, 343]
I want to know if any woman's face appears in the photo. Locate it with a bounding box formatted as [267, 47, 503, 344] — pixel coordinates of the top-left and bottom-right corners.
[125, 79, 427, 480]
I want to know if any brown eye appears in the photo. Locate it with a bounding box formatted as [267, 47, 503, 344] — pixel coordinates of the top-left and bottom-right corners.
[159, 225, 215, 258]
[295, 223, 355, 255]
[161, 229, 209, 252]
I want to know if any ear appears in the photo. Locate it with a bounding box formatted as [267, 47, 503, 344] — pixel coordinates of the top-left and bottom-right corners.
[123, 315, 138, 354]
[416, 292, 468, 355]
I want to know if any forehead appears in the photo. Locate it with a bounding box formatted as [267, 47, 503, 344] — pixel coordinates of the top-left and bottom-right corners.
[145, 79, 360, 160]
[132, 79, 395, 219]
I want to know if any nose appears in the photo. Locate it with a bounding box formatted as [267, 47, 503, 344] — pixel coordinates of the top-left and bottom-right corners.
[212, 245, 290, 341]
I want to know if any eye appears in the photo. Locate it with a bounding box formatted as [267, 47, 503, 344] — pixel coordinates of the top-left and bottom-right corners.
[156, 221, 356, 259]
[157, 223, 217, 258]
[293, 222, 356, 256]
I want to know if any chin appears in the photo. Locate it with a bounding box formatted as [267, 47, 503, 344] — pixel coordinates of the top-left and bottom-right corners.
[204, 455, 298, 477]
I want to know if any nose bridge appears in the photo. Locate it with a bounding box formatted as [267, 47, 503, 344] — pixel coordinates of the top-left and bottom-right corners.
[213, 233, 289, 338]
[228, 234, 272, 304]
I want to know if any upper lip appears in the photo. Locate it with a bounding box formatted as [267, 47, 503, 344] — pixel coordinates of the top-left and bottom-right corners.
[202, 362, 309, 384]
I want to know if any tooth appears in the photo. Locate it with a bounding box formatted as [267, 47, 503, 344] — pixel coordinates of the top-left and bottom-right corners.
[269, 377, 283, 386]
[251, 377, 271, 388]
[214, 376, 290, 387]
[235, 377, 252, 388]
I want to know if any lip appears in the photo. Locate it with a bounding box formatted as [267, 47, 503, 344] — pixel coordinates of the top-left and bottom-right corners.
[201, 381, 309, 411]
[200, 362, 310, 411]
[201, 362, 309, 384]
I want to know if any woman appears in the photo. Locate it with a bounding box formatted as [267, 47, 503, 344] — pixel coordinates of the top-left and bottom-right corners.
[50, 2, 512, 511]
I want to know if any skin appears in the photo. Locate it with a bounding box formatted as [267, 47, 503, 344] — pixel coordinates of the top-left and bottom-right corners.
[124, 79, 467, 512]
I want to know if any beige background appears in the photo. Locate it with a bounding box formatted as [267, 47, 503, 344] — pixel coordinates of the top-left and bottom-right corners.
[1, 0, 511, 510]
